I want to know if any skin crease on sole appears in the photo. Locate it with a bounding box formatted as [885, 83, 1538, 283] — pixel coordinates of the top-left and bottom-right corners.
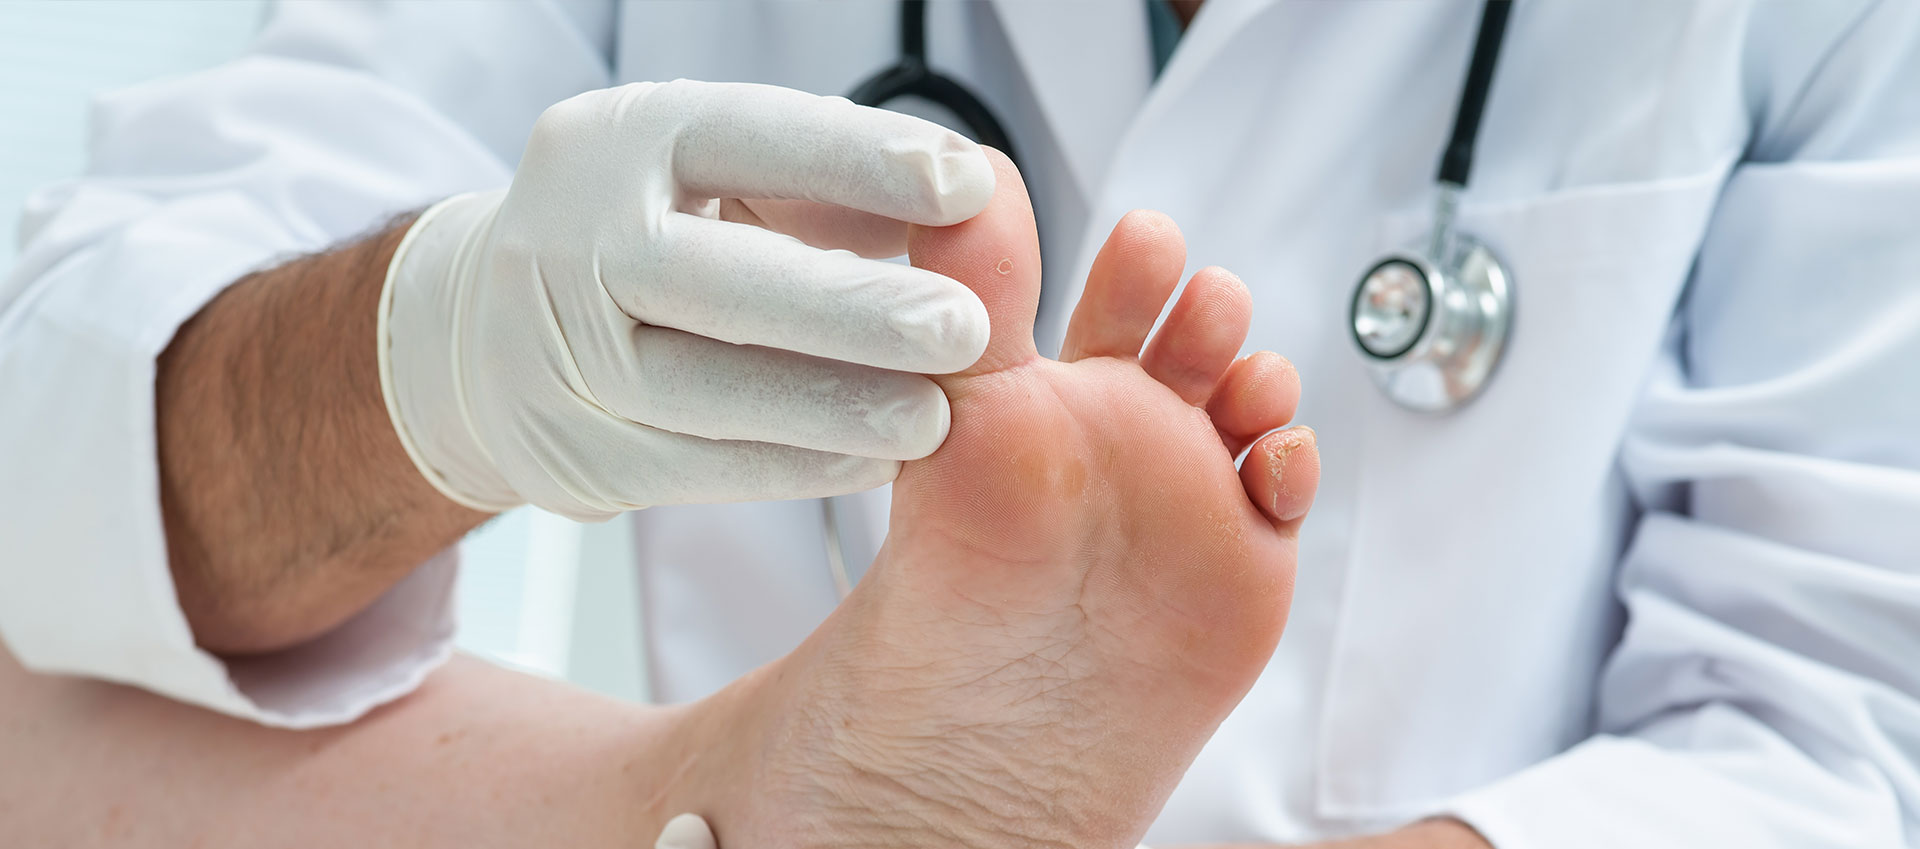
[675, 149, 1322, 849]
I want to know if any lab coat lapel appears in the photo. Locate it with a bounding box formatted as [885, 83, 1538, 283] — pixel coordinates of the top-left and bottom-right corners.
[985, 0, 1153, 199]
[1139, 0, 1281, 109]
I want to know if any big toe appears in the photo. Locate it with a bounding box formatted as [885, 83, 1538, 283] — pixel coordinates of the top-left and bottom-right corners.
[907, 147, 1042, 379]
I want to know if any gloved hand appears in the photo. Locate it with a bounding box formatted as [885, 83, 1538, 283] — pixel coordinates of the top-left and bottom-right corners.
[380, 80, 994, 520]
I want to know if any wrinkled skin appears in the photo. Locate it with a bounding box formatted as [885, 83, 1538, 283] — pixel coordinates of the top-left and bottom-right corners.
[684, 150, 1320, 848]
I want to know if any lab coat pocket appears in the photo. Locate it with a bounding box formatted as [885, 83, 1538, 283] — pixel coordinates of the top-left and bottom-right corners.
[1314, 167, 1728, 819]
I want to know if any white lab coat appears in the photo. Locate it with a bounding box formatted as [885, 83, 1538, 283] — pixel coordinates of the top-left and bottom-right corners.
[3, 1, 1918, 846]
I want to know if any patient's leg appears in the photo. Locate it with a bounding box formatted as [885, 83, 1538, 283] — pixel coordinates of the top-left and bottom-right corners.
[0, 647, 698, 847]
[0, 152, 1315, 848]
[685, 150, 1319, 848]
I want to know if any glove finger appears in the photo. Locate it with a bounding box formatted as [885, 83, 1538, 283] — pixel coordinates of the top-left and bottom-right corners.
[655, 80, 994, 225]
[582, 324, 950, 461]
[720, 197, 909, 259]
[614, 212, 989, 375]
[506, 409, 900, 521]
[655, 814, 717, 849]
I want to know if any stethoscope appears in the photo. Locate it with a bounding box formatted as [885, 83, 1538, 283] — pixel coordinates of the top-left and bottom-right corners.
[1350, 0, 1515, 413]
[824, 0, 1516, 596]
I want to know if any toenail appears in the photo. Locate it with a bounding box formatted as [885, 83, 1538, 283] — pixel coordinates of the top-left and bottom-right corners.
[1267, 426, 1314, 459]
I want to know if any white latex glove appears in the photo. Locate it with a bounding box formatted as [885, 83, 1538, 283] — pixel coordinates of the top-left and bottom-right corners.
[654, 814, 718, 849]
[652, 812, 1154, 849]
[380, 80, 994, 520]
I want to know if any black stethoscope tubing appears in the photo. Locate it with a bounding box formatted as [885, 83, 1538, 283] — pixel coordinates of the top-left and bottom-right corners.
[1437, 0, 1511, 190]
[850, 0, 1508, 198]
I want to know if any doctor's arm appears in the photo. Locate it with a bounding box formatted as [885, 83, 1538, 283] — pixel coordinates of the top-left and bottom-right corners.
[0, 0, 990, 727]
[154, 216, 483, 654]
[0, 0, 616, 725]
[157, 71, 999, 656]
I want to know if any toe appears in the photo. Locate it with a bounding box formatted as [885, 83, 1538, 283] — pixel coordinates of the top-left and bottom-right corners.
[1140, 267, 1252, 406]
[907, 148, 1042, 379]
[1059, 210, 1186, 362]
[1241, 426, 1319, 532]
[1206, 351, 1301, 456]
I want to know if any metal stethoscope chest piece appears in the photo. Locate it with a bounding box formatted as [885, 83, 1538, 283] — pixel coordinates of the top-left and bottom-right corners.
[1352, 187, 1512, 412]
[1351, 0, 1515, 413]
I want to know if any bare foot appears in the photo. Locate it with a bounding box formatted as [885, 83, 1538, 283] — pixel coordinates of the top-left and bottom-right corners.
[684, 151, 1319, 848]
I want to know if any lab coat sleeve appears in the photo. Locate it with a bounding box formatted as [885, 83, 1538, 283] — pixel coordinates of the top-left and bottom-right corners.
[1442, 4, 1920, 846]
[0, 1, 611, 728]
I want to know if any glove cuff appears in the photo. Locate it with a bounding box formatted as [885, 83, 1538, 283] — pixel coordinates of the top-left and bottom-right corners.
[379, 190, 521, 513]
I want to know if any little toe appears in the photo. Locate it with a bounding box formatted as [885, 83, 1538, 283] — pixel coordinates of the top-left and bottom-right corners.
[1207, 351, 1301, 456]
[1241, 426, 1320, 533]
[1140, 266, 1252, 406]
[1059, 210, 1186, 362]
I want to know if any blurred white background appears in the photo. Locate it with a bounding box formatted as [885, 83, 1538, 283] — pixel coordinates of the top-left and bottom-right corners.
[0, 0, 646, 701]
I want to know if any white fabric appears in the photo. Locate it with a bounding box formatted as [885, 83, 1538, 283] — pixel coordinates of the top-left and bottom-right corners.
[379, 80, 994, 519]
[5, 0, 1920, 845]
[0, 0, 587, 726]
[1440, 155, 1920, 848]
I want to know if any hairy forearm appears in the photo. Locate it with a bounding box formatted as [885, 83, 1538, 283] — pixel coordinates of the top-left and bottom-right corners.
[156, 215, 488, 654]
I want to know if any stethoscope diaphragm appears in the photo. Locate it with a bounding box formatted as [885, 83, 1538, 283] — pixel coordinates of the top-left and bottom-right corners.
[1352, 232, 1511, 412]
